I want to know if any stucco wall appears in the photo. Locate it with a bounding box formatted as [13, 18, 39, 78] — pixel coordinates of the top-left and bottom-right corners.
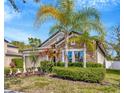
[97, 47, 105, 65]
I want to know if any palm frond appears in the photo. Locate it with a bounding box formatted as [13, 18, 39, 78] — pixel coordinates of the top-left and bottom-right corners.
[58, 0, 74, 13]
[49, 24, 64, 35]
[82, 7, 100, 21]
[35, 5, 64, 26]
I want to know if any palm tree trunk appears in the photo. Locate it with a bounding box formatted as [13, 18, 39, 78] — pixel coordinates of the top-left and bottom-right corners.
[83, 43, 86, 68]
[65, 33, 69, 67]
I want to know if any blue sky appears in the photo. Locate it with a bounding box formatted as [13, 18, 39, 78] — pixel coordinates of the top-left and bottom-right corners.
[4, 0, 120, 44]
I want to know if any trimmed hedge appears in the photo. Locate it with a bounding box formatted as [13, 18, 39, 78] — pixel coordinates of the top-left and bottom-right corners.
[55, 62, 103, 68]
[54, 62, 65, 67]
[40, 61, 54, 73]
[12, 58, 23, 68]
[86, 62, 103, 68]
[106, 69, 120, 75]
[53, 67, 106, 83]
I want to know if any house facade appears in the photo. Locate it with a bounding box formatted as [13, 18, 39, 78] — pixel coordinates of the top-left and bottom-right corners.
[4, 39, 22, 67]
[23, 31, 106, 70]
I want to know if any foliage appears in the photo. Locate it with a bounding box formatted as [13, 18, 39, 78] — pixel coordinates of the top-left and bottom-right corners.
[106, 69, 120, 75]
[55, 62, 103, 68]
[70, 32, 97, 51]
[68, 62, 83, 67]
[12, 58, 23, 68]
[86, 62, 103, 68]
[40, 61, 54, 73]
[36, 0, 104, 67]
[55, 62, 65, 67]
[29, 53, 39, 67]
[105, 25, 120, 60]
[53, 67, 106, 83]
[4, 72, 119, 93]
[28, 37, 41, 69]
[11, 41, 32, 52]
[4, 67, 23, 75]
[28, 37, 41, 48]
[4, 67, 10, 75]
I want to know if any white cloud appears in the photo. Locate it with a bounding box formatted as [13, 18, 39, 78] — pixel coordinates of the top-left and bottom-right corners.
[75, 0, 119, 9]
[4, 27, 36, 43]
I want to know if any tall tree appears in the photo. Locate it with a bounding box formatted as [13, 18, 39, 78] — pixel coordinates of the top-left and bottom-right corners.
[106, 25, 120, 60]
[36, 0, 104, 67]
[36, 0, 75, 67]
[11, 41, 32, 52]
[28, 37, 41, 47]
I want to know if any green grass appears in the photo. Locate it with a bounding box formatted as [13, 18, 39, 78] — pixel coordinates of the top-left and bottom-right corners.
[5, 72, 120, 93]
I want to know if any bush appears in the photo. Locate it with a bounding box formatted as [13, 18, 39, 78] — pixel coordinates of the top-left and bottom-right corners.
[55, 62, 103, 68]
[55, 62, 65, 67]
[4, 68, 10, 75]
[12, 58, 23, 68]
[68, 62, 83, 67]
[106, 69, 120, 75]
[53, 67, 106, 83]
[4, 68, 23, 75]
[40, 61, 54, 73]
[86, 62, 103, 68]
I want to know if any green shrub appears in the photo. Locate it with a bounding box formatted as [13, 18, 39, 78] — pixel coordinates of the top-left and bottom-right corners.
[12, 58, 23, 68]
[4, 68, 10, 75]
[55, 62, 103, 68]
[4, 68, 23, 75]
[53, 67, 106, 83]
[55, 62, 65, 66]
[86, 62, 103, 68]
[68, 62, 83, 67]
[106, 69, 120, 75]
[40, 61, 54, 73]
[12, 68, 17, 73]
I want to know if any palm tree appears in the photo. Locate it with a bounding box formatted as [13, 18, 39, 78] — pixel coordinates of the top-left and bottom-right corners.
[72, 8, 105, 68]
[36, 0, 76, 67]
[35, 0, 104, 67]
[70, 32, 99, 68]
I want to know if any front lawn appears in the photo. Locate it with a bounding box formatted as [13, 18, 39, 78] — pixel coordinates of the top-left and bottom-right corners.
[5, 70, 120, 93]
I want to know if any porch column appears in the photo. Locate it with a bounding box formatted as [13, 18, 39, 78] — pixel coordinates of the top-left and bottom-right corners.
[46, 55, 49, 61]
[23, 55, 26, 73]
[72, 51, 75, 62]
[62, 50, 65, 62]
